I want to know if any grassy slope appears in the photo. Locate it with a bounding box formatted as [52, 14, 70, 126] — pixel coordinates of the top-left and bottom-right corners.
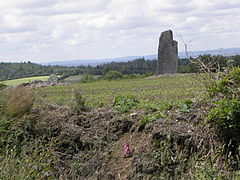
[2, 75, 239, 179]
[39, 75, 204, 107]
[1, 76, 50, 86]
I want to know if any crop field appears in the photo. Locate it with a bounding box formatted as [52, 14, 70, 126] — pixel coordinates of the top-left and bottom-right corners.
[62, 75, 100, 83]
[38, 75, 205, 108]
[1, 76, 50, 86]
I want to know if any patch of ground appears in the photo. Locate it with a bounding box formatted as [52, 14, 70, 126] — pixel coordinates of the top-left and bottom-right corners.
[31, 100, 216, 179]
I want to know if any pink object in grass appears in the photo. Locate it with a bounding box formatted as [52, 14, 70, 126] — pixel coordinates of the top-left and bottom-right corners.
[123, 141, 131, 155]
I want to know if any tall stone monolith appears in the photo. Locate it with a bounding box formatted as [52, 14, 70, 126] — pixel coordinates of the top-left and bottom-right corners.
[157, 30, 178, 74]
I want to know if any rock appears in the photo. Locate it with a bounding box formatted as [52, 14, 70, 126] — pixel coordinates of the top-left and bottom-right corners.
[47, 74, 58, 85]
[19, 80, 44, 88]
[130, 112, 138, 118]
[157, 30, 178, 74]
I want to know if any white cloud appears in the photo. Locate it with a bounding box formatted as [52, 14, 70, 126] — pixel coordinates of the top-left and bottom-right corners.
[0, 0, 239, 62]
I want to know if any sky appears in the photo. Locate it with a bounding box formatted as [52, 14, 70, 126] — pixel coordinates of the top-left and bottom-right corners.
[0, 0, 240, 63]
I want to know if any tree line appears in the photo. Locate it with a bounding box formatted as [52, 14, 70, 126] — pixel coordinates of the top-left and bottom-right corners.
[0, 55, 240, 81]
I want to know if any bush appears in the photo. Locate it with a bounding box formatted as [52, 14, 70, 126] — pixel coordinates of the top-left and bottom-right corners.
[207, 67, 240, 149]
[208, 98, 240, 142]
[103, 70, 123, 80]
[79, 73, 95, 83]
[70, 88, 86, 114]
[1, 87, 34, 117]
[0, 141, 55, 179]
[0, 83, 7, 91]
[113, 94, 139, 114]
[208, 67, 240, 99]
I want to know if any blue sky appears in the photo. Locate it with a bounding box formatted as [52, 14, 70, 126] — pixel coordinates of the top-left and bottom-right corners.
[0, 0, 239, 62]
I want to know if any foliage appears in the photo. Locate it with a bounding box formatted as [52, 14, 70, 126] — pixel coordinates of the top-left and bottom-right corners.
[113, 94, 139, 113]
[0, 83, 7, 91]
[79, 73, 95, 83]
[207, 68, 240, 143]
[178, 99, 193, 113]
[208, 67, 240, 99]
[103, 70, 123, 80]
[1, 55, 240, 82]
[0, 140, 55, 180]
[70, 88, 86, 114]
[139, 112, 165, 126]
[0, 112, 36, 155]
[208, 98, 240, 142]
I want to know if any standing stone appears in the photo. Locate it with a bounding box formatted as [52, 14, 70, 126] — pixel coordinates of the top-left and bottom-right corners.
[47, 74, 58, 85]
[157, 30, 178, 74]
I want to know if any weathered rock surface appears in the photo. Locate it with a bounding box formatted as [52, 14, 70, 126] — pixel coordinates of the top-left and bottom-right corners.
[47, 74, 58, 85]
[157, 30, 178, 74]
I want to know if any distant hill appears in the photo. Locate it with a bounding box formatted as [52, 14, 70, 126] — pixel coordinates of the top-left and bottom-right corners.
[179, 47, 240, 58]
[42, 47, 240, 67]
[42, 55, 157, 67]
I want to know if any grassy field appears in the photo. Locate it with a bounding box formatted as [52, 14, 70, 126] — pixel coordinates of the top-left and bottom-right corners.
[62, 75, 82, 83]
[1, 76, 50, 86]
[38, 75, 205, 108]
[62, 75, 100, 83]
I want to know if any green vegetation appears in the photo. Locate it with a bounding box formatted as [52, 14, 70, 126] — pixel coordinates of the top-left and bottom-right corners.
[38, 75, 203, 108]
[113, 94, 139, 114]
[1, 55, 240, 82]
[1, 76, 50, 86]
[2, 67, 240, 179]
[178, 99, 193, 113]
[3, 87, 34, 117]
[103, 70, 123, 80]
[208, 98, 240, 141]
[207, 68, 240, 146]
[0, 83, 7, 90]
[79, 73, 96, 83]
[70, 88, 86, 114]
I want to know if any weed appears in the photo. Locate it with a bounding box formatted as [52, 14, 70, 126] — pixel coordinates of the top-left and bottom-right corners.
[113, 94, 139, 114]
[178, 99, 193, 113]
[2, 87, 34, 117]
[70, 88, 86, 114]
[0, 140, 55, 180]
[139, 112, 165, 126]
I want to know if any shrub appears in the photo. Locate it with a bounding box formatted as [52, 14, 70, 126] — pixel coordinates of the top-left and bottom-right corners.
[70, 88, 86, 114]
[103, 70, 123, 80]
[0, 83, 7, 91]
[207, 67, 240, 99]
[79, 73, 95, 83]
[0, 141, 55, 179]
[207, 98, 240, 142]
[2, 87, 34, 117]
[113, 94, 139, 114]
[206, 67, 240, 151]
